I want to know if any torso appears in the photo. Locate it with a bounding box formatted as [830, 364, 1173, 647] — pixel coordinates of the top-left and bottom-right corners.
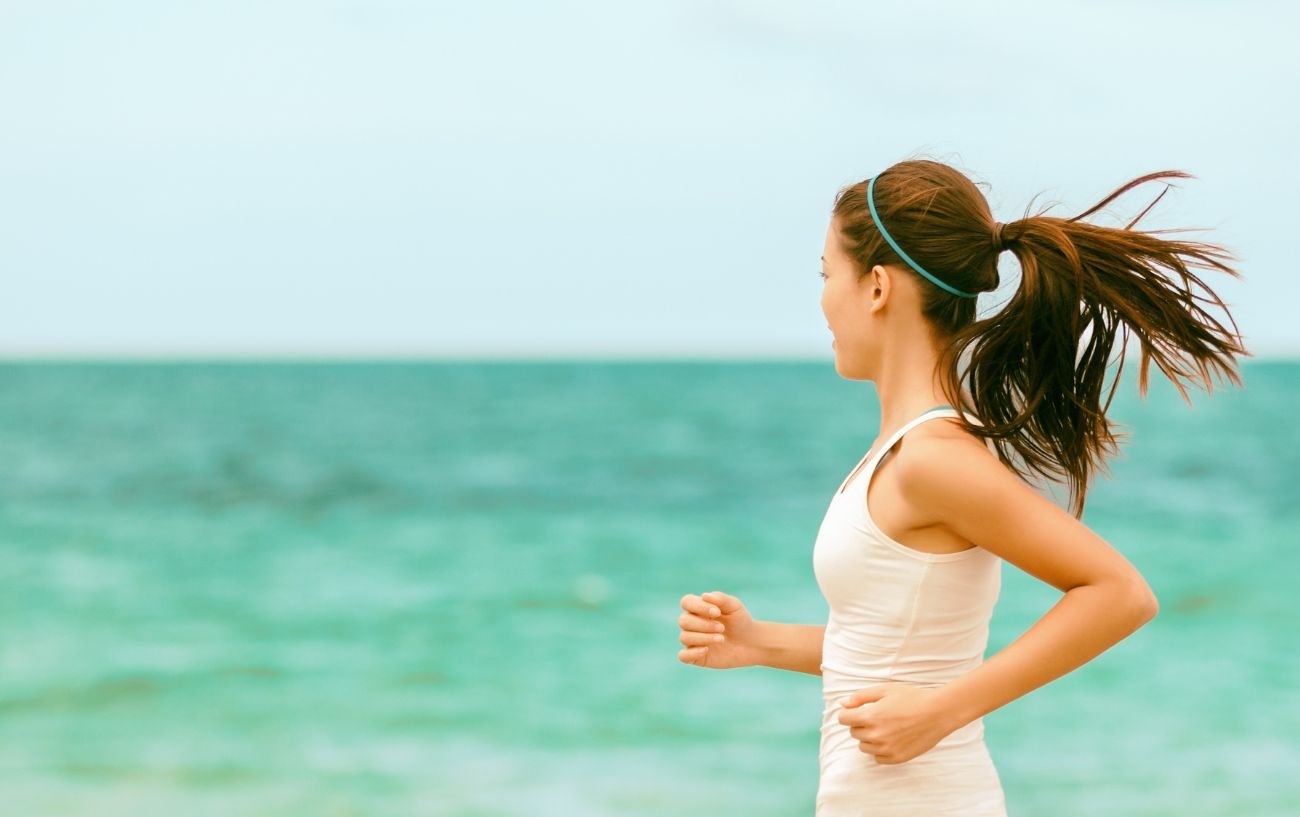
[813, 406, 1008, 816]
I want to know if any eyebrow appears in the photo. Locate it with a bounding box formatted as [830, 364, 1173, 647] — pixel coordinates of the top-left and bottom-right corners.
[821, 255, 826, 262]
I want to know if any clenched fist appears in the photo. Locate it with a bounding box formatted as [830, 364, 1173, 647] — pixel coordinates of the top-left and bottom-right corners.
[677, 590, 764, 670]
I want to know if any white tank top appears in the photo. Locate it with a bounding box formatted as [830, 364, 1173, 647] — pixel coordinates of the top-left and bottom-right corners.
[811, 406, 1008, 816]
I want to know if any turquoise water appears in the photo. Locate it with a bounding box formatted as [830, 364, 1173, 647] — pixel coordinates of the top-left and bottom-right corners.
[0, 360, 1296, 817]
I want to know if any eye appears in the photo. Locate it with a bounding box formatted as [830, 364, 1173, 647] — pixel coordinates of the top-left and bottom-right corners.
[817, 270, 827, 280]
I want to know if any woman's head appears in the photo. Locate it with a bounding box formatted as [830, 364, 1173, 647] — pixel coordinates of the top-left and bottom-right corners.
[821, 162, 1005, 382]
[823, 158, 1248, 516]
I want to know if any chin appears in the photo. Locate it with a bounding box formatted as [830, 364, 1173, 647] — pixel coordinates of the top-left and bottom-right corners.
[833, 355, 873, 382]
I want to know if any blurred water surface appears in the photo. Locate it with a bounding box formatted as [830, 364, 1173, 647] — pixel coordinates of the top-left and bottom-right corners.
[0, 360, 1296, 817]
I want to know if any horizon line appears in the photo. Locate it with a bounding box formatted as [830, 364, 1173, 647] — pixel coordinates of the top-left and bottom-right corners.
[0, 351, 1295, 364]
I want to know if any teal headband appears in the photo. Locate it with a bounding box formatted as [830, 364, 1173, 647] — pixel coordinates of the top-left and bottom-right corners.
[866, 175, 978, 299]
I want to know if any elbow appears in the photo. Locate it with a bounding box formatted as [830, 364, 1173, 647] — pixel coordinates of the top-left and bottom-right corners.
[1099, 575, 1158, 623]
[1130, 583, 1159, 623]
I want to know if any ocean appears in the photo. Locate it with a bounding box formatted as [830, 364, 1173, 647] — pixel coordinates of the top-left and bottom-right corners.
[0, 360, 1296, 816]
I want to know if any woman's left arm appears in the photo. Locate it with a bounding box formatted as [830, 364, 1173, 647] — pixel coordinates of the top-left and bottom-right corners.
[901, 433, 1160, 734]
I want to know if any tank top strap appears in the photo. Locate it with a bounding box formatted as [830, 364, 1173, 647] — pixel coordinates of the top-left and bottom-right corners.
[867, 404, 962, 468]
[835, 404, 966, 496]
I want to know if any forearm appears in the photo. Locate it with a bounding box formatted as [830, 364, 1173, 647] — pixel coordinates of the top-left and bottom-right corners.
[937, 581, 1158, 730]
[753, 620, 825, 676]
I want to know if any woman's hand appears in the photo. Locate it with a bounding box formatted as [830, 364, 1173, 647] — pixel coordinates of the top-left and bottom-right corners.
[835, 683, 959, 764]
[677, 590, 764, 670]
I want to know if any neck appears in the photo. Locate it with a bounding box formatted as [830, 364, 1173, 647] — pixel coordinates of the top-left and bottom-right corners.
[872, 327, 955, 439]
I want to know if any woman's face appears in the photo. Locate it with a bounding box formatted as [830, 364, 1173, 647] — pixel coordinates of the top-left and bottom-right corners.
[820, 217, 933, 381]
[820, 218, 880, 380]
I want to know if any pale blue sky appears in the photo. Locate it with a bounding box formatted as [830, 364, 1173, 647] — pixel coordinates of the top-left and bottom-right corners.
[2, 0, 1295, 358]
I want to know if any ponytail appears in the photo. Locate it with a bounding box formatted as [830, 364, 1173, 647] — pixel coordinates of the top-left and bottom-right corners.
[833, 161, 1249, 517]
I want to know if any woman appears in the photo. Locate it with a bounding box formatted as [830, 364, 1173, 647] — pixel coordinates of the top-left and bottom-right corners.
[675, 159, 1247, 815]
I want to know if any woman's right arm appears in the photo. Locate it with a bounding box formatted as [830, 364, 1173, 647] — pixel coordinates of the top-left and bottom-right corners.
[679, 590, 824, 676]
[752, 620, 825, 676]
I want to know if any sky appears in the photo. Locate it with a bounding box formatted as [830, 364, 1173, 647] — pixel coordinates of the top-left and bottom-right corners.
[2, 0, 1296, 359]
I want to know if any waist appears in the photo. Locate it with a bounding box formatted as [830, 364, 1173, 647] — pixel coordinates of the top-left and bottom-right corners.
[820, 657, 982, 698]
[818, 692, 987, 761]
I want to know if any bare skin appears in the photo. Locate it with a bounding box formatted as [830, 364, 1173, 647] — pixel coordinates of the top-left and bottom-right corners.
[677, 215, 1159, 765]
[677, 591, 822, 675]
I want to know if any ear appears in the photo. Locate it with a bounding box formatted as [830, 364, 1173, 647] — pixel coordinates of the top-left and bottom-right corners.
[865, 264, 892, 314]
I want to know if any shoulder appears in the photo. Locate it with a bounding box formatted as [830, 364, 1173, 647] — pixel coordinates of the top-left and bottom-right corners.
[893, 417, 1029, 519]
[892, 415, 1159, 603]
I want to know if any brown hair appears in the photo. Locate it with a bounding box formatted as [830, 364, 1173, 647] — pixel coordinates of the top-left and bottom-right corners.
[831, 158, 1249, 517]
